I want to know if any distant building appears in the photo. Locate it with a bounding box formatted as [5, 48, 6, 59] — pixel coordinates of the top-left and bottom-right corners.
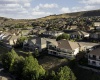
[94, 22, 100, 30]
[64, 30, 89, 39]
[90, 32, 100, 40]
[42, 31, 63, 37]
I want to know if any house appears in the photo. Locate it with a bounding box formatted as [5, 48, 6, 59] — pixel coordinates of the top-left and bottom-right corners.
[94, 22, 100, 30]
[88, 47, 100, 67]
[68, 25, 78, 30]
[90, 32, 100, 40]
[0, 32, 11, 40]
[47, 39, 80, 58]
[0, 76, 8, 80]
[42, 31, 64, 37]
[23, 37, 56, 52]
[2, 34, 20, 47]
[65, 30, 89, 39]
[78, 42, 99, 52]
[94, 22, 100, 27]
[21, 29, 32, 36]
[86, 26, 94, 31]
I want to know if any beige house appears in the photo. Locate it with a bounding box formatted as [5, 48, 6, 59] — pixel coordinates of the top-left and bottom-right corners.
[94, 22, 100, 27]
[78, 42, 99, 51]
[2, 34, 20, 47]
[68, 25, 78, 30]
[48, 39, 80, 59]
[94, 22, 100, 30]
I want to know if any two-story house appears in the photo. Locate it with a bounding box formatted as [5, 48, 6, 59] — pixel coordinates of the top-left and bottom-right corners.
[88, 47, 100, 67]
[23, 37, 56, 52]
[47, 39, 79, 58]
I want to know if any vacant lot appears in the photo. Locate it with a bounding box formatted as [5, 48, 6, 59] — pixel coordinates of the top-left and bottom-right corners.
[38, 54, 68, 71]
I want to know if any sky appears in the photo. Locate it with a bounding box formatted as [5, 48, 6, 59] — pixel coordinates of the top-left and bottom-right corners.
[0, 0, 100, 19]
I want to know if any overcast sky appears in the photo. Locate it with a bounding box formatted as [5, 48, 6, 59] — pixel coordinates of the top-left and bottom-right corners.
[0, 0, 100, 19]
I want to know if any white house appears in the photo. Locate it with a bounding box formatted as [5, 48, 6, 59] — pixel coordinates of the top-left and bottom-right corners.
[0, 32, 11, 40]
[47, 39, 80, 59]
[88, 48, 100, 67]
[94, 22, 100, 30]
[43, 31, 63, 37]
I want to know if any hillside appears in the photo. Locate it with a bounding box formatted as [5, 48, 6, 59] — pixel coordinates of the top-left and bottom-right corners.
[0, 9, 100, 28]
[36, 9, 100, 21]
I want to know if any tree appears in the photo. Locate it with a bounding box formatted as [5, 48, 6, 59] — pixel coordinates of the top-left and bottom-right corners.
[1, 49, 18, 72]
[44, 66, 76, 80]
[34, 49, 39, 57]
[56, 33, 70, 41]
[56, 66, 76, 80]
[22, 56, 45, 80]
[15, 36, 27, 47]
[11, 56, 25, 78]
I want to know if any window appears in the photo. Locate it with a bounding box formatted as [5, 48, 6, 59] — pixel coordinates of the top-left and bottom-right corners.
[92, 61, 96, 65]
[93, 55, 96, 59]
[88, 60, 90, 63]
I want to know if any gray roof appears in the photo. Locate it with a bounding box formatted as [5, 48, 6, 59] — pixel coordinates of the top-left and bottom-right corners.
[57, 40, 79, 50]
[29, 37, 56, 45]
[78, 42, 99, 47]
[44, 31, 63, 34]
[88, 48, 100, 56]
[80, 31, 89, 36]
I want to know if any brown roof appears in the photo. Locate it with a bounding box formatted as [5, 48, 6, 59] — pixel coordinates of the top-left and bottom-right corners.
[57, 40, 79, 50]
[88, 48, 100, 56]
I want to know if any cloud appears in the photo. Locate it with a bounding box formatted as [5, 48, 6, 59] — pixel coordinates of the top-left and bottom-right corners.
[32, 11, 52, 16]
[80, 0, 100, 5]
[60, 7, 70, 13]
[72, 5, 99, 12]
[24, 3, 30, 7]
[31, 3, 57, 18]
[39, 3, 58, 9]
[33, 3, 58, 12]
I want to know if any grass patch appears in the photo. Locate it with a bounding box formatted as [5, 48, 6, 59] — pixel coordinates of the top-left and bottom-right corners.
[38, 54, 68, 71]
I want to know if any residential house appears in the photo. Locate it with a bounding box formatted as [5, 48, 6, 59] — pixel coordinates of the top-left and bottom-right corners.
[68, 25, 78, 30]
[0, 76, 8, 80]
[94, 22, 100, 30]
[64, 30, 89, 39]
[90, 32, 100, 40]
[0, 32, 11, 40]
[47, 39, 80, 58]
[21, 29, 32, 36]
[42, 31, 64, 37]
[23, 37, 56, 52]
[78, 42, 99, 52]
[2, 34, 20, 47]
[86, 26, 94, 31]
[88, 47, 100, 67]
